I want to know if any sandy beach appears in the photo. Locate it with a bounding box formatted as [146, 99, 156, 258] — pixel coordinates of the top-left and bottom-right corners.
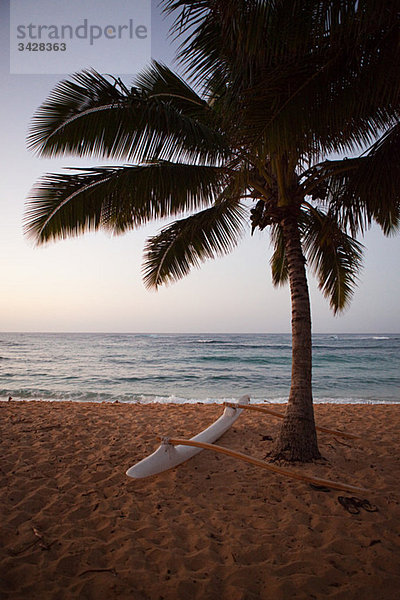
[1, 400, 399, 599]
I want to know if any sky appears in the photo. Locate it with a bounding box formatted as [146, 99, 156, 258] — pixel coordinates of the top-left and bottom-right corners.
[0, 0, 399, 334]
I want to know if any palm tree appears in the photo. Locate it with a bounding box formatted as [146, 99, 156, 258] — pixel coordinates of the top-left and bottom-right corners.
[25, 1, 400, 461]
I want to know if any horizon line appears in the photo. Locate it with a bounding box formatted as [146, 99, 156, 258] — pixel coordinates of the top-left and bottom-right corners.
[0, 330, 398, 336]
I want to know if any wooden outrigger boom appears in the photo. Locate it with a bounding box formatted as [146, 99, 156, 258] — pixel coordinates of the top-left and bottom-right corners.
[164, 437, 368, 494]
[225, 402, 361, 440]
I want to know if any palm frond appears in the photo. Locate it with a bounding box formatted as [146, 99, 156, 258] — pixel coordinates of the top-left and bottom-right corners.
[142, 199, 246, 289]
[24, 170, 107, 243]
[302, 206, 363, 313]
[302, 157, 370, 235]
[355, 124, 400, 235]
[27, 69, 127, 157]
[134, 61, 208, 113]
[24, 162, 225, 243]
[164, 1, 319, 85]
[306, 125, 400, 236]
[269, 224, 288, 287]
[27, 63, 230, 164]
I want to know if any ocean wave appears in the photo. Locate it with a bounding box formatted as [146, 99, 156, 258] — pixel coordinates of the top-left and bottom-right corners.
[359, 335, 394, 340]
[198, 355, 289, 365]
[313, 344, 395, 351]
[2, 393, 399, 405]
[196, 339, 291, 349]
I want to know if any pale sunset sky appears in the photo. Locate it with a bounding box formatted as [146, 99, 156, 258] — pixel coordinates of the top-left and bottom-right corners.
[0, 0, 399, 334]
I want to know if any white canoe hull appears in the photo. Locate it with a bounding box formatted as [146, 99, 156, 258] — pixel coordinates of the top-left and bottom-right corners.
[126, 395, 250, 479]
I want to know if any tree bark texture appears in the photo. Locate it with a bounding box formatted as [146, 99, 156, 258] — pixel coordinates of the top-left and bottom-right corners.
[272, 213, 321, 461]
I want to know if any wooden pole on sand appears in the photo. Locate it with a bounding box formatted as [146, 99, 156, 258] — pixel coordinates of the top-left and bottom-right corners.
[162, 437, 369, 494]
[225, 403, 361, 440]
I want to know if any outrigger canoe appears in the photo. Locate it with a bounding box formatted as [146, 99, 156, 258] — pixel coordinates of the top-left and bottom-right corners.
[126, 395, 369, 494]
[126, 395, 250, 479]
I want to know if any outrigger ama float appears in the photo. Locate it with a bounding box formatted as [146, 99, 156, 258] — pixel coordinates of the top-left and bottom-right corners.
[126, 395, 250, 479]
[126, 395, 368, 495]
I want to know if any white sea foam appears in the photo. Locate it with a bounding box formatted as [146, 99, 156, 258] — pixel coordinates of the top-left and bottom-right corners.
[2, 394, 398, 405]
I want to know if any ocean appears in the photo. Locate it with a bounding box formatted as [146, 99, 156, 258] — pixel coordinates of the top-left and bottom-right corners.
[0, 332, 399, 405]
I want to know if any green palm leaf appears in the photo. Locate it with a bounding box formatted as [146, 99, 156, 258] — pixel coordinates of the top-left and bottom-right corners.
[302, 157, 370, 236]
[306, 125, 400, 237]
[27, 69, 128, 157]
[270, 224, 289, 287]
[142, 199, 246, 289]
[24, 162, 225, 243]
[134, 61, 210, 113]
[364, 124, 400, 234]
[27, 63, 230, 164]
[302, 207, 363, 313]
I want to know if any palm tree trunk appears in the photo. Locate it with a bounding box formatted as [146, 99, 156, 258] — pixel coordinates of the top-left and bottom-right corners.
[272, 212, 321, 461]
